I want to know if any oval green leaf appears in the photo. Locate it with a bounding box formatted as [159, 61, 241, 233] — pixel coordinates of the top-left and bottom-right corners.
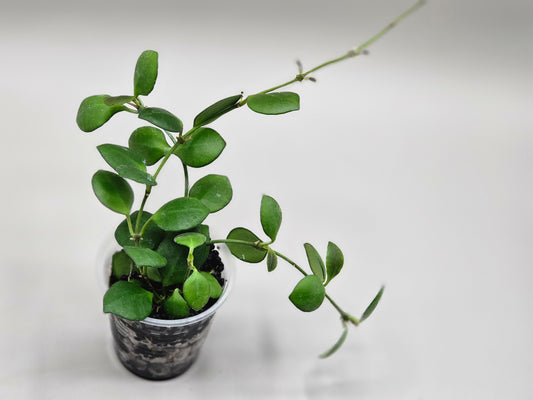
[115, 165, 156, 186]
[304, 243, 326, 283]
[97, 144, 156, 185]
[76, 95, 127, 132]
[175, 127, 226, 168]
[103, 95, 135, 106]
[103, 281, 153, 321]
[164, 289, 190, 318]
[360, 286, 385, 322]
[174, 232, 206, 250]
[260, 195, 282, 241]
[138, 107, 183, 133]
[325, 241, 344, 285]
[112, 250, 133, 279]
[200, 272, 223, 299]
[193, 94, 243, 127]
[266, 249, 278, 272]
[183, 270, 211, 311]
[152, 197, 209, 231]
[247, 92, 300, 115]
[289, 275, 325, 312]
[319, 321, 349, 358]
[189, 174, 232, 213]
[123, 246, 167, 268]
[134, 50, 158, 97]
[91, 170, 133, 215]
[128, 126, 171, 166]
[156, 234, 189, 286]
[226, 227, 267, 263]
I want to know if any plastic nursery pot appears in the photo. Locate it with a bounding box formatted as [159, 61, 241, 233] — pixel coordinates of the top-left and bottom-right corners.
[98, 241, 234, 380]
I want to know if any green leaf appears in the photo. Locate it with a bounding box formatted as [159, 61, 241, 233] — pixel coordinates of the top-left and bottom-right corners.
[134, 50, 158, 97]
[200, 272, 223, 299]
[103, 281, 153, 321]
[260, 195, 282, 241]
[156, 234, 189, 286]
[226, 227, 267, 263]
[112, 250, 134, 279]
[128, 126, 171, 166]
[123, 246, 167, 268]
[164, 289, 190, 318]
[115, 165, 156, 186]
[97, 144, 157, 186]
[103, 95, 135, 106]
[193, 94, 243, 127]
[138, 107, 183, 133]
[175, 127, 225, 168]
[247, 92, 300, 115]
[319, 321, 349, 358]
[183, 270, 211, 311]
[115, 211, 165, 249]
[146, 267, 162, 282]
[289, 275, 326, 312]
[174, 232, 206, 250]
[304, 243, 326, 283]
[76, 95, 127, 132]
[360, 286, 385, 322]
[266, 249, 278, 272]
[189, 174, 232, 213]
[152, 197, 209, 231]
[325, 241, 344, 285]
[91, 170, 133, 215]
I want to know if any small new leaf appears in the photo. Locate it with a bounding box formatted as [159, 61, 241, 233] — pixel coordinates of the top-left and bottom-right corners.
[134, 50, 158, 97]
[260, 195, 282, 242]
[266, 249, 278, 272]
[103, 281, 153, 321]
[164, 289, 190, 318]
[174, 232, 207, 250]
[360, 286, 385, 322]
[193, 94, 243, 127]
[91, 170, 133, 215]
[183, 270, 211, 311]
[247, 92, 300, 115]
[325, 241, 344, 285]
[200, 272, 223, 299]
[289, 275, 326, 312]
[304, 243, 326, 283]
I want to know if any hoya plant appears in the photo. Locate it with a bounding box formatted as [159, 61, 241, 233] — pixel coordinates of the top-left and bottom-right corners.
[77, 1, 423, 357]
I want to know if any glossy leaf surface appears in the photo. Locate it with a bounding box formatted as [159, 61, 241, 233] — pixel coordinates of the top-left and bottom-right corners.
[134, 50, 158, 97]
[123, 246, 167, 268]
[175, 128, 226, 167]
[289, 275, 325, 312]
[200, 272, 223, 299]
[128, 126, 170, 166]
[226, 227, 266, 263]
[152, 197, 209, 231]
[174, 232, 206, 250]
[304, 243, 326, 283]
[103, 281, 153, 321]
[92, 170, 133, 215]
[76, 95, 127, 132]
[247, 92, 300, 115]
[260, 195, 282, 241]
[164, 289, 190, 318]
[183, 270, 210, 311]
[189, 174, 232, 213]
[325, 241, 344, 285]
[97, 144, 156, 185]
[138, 107, 183, 133]
[193, 94, 242, 127]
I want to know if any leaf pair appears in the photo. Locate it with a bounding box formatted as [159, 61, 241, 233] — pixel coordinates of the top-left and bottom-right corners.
[182, 270, 222, 311]
[304, 241, 344, 286]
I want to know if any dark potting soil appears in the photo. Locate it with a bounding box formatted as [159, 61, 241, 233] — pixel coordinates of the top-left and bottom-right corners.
[109, 245, 225, 320]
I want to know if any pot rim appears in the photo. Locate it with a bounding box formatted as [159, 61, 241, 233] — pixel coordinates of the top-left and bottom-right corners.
[97, 232, 235, 328]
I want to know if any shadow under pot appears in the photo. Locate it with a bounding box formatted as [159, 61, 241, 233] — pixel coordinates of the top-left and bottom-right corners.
[101, 246, 234, 380]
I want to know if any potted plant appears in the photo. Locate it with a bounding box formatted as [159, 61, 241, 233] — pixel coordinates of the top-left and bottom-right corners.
[76, 1, 424, 380]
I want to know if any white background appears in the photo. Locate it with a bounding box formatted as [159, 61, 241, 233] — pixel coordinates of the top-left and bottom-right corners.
[1, 0, 532, 398]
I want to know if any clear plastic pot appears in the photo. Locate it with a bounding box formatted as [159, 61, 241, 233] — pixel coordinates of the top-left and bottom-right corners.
[97, 240, 234, 380]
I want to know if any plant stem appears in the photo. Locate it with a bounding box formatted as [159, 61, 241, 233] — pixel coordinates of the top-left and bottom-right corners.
[126, 214, 134, 237]
[135, 185, 152, 234]
[182, 161, 190, 197]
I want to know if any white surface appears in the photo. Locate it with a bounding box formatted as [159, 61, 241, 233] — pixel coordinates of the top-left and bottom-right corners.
[1, 0, 532, 398]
